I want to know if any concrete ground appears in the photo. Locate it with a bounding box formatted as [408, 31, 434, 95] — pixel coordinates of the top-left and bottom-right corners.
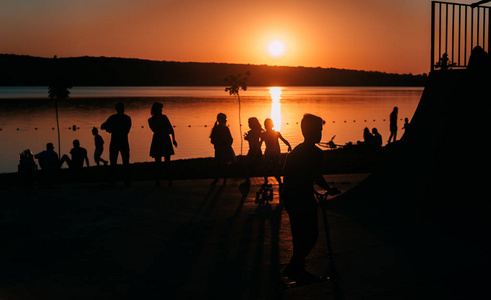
[0, 174, 451, 299]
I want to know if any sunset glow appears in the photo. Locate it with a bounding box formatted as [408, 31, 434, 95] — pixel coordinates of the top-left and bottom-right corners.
[0, 0, 436, 74]
[268, 40, 286, 57]
[269, 87, 282, 131]
[269, 87, 282, 103]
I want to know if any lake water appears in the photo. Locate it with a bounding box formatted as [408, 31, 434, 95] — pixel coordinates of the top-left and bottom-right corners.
[0, 86, 423, 173]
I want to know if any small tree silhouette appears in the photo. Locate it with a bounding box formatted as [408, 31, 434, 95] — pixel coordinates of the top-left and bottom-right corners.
[224, 71, 249, 156]
[48, 56, 72, 157]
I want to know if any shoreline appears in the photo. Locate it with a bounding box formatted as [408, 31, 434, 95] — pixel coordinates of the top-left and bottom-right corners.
[1, 144, 395, 188]
[0, 86, 425, 102]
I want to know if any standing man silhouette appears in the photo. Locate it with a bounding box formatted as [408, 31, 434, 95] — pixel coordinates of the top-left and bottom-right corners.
[101, 102, 132, 184]
[387, 106, 398, 144]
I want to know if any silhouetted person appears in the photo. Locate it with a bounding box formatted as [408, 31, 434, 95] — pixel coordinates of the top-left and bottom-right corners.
[210, 113, 235, 185]
[19, 149, 37, 187]
[372, 128, 382, 148]
[363, 127, 375, 146]
[467, 46, 491, 71]
[101, 102, 132, 185]
[438, 53, 450, 70]
[60, 139, 89, 169]
[101, 102, 132, 165]
[387, 106, 398, 144]
[242, 117, 264, 186]
[402, 118, 410, 135]
[35, 142, 60, 171]
[283, 114, 340, 282]
[92, 127, 108, 166]
[261, 118, 291, 186]
[148, 102, 177, 186]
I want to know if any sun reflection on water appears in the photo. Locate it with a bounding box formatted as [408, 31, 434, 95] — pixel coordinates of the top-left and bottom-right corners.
[269, 87, 282, 131]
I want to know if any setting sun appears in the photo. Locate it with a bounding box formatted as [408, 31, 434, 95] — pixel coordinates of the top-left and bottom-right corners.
[267, 40, 286, 57]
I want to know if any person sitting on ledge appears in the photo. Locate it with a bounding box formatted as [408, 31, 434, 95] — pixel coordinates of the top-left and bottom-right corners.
[35, 142, 60, 171]
[60, 139, 89, 169]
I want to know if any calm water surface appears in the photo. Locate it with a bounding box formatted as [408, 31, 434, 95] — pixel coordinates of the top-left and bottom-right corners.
[0, 86, 423, 173]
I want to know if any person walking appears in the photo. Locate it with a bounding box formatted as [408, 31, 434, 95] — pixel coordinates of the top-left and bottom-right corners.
[92, 127, 108, 166]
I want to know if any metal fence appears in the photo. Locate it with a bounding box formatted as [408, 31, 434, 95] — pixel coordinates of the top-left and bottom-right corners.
[431, 1, 491, 71]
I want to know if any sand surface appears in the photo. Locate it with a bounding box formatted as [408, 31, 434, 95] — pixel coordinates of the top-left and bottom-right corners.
[0, 174, 452, 299]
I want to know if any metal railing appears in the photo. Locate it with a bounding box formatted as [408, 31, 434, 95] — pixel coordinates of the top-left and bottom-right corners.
[431, 1, 491, 71]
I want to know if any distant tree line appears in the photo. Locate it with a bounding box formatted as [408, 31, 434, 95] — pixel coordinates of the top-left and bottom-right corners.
[0, 54, 427, 87]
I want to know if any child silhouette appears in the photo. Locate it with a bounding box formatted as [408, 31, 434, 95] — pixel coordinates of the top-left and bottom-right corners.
[242, 117, 263, 186]
[261, 118, 291, 186]
[283, 114, 339, 282]
[92, 127, 108, 166]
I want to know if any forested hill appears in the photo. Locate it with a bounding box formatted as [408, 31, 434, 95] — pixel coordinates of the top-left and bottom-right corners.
[0, 54, 427, 86]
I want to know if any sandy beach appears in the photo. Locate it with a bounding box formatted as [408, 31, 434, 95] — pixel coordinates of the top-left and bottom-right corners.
[0, 174, 369, 299]
[0, 172, 463, 299]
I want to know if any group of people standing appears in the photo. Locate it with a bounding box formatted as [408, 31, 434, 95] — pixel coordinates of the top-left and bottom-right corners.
[34, 103, 408, 188]
[209, 111, 341, 282]
[209, 113, 292, 187]
[32, 105, 342, 284]
[361, 106, 409, 147]
[34, 102, 176, 186]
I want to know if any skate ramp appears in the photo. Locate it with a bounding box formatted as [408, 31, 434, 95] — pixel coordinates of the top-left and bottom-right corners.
[328, 67, 491, 297]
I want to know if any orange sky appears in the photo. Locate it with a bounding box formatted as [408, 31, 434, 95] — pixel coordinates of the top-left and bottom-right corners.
[1, 0, 480, 75]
